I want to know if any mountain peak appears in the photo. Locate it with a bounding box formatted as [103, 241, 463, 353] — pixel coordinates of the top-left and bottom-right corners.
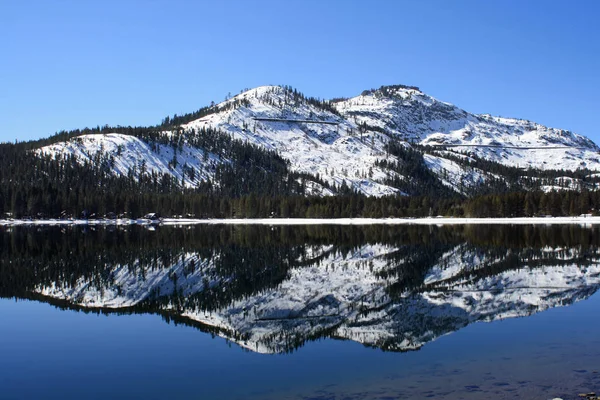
[360, 84, 422, 98]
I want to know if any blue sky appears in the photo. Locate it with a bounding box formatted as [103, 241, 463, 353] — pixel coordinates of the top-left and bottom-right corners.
[1, 0, 599, 142]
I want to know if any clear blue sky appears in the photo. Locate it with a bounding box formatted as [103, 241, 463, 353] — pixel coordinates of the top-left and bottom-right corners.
[1, 0, 599, 143]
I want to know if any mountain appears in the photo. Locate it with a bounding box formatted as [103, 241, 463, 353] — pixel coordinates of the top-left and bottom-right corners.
[36, 85, 600, 198]
[335, 85, 599, 171]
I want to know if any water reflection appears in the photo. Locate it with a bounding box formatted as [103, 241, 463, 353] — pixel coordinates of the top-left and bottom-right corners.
[1, 224, 599, 354]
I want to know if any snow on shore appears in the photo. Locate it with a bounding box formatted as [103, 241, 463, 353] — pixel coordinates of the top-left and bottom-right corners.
[2, 216, 600, 226]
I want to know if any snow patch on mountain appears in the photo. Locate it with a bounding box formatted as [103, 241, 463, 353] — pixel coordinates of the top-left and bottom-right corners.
[183, 86, 400, 196]
[423, 154, 492, 194]
[335, 86, 600, 171]
[38, 133, 222, 188]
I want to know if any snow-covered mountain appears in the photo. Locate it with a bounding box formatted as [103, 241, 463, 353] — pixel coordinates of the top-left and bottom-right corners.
[31, 240, 600, 354]
[37, 85, 600, 196]
[335, 85, 600, 171]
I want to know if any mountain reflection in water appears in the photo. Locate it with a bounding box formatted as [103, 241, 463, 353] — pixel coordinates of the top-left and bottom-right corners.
[1, 224, 599, 354]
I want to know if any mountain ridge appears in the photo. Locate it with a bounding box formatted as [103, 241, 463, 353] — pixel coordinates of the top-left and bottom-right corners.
[35, 84, 600, 198]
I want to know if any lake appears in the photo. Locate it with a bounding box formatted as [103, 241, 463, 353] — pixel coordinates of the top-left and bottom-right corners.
[1, 224, 600, 399]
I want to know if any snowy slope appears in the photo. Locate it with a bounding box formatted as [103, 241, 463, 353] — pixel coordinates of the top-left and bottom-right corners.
[38, 133, 222, 188]
[182, 86, 399, 196]
[37, 85, 600, 196]
[334, 85, 600, 171]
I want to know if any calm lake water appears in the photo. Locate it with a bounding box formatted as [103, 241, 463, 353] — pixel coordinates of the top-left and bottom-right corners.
[1, 224, 600, 399]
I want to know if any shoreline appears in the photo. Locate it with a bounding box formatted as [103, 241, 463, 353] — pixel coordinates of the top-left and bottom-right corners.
[2, 216, 600, 226]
